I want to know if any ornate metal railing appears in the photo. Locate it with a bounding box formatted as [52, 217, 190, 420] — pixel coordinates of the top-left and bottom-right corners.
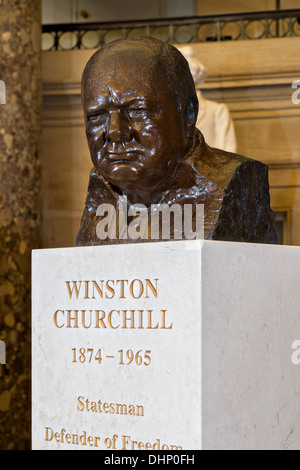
[42, 9, 300, 51]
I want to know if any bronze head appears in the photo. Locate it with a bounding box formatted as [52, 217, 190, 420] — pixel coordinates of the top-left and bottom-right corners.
[81, 37, 199, 205]
[77, 37, 278, 246]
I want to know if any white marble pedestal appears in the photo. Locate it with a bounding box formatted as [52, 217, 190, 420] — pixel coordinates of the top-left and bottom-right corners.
[32, 240, 300, 450]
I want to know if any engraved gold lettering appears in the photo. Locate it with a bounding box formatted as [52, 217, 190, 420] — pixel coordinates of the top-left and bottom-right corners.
[116, 403, 127, 415]
[64, 278, 159, 300]
[44, 427, 183, 450]
[129, 279, 143, 299]
[103, 402, 109, 413]
[77, 396, 144, 417]
[77, 396, 84, 411]
[137, 310, 144, 329]
[66, 310, 79, 328]
[121, 435, 182, 450]
[53, 308, 171, 329]
[116, 279, 128, 298]
[65, 281, 82, 299]
[92, 280, 104, 299]
[122, 435, 130, 450]
[161, 309, 173, 329]
[147, 310, 159, 329]
[105, 280, 115, 299]
[94, 436, 101, 447]
[95, 310, 106, 328]
[90, 401, 97, 412]
[53, 310, 64, 328]
[45, 427, 53, 441]
[45, 426, 102, 448]
[80, 432, 86, 446]
[81, 310, 92, 328]
[145, 279, 158, 298]
[136, 405, 144, 416]
[122, 310, 135, 329]
[108, 310, 119, 329]
[84, 280, 89, 299]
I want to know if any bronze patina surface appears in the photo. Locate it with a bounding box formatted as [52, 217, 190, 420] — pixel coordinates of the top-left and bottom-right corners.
[77, 37, 277, 245]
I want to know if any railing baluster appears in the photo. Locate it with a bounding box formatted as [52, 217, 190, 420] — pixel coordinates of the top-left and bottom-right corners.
[77, 30, 82, 49]
[264, 18, 269, 38]
[288, 16, 293, 37]
[168, 24, 174, 43]
[216, 20, 222, 41]
[41, 9, 300, 51]
[54, 30, 59, 51]
[240, 19, 245, 40]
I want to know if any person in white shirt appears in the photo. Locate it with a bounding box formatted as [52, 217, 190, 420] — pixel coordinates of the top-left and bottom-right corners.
[179, 46, 237, 154]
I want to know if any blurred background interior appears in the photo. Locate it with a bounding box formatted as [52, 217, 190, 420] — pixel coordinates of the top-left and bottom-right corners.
[0, 0, 300, 449]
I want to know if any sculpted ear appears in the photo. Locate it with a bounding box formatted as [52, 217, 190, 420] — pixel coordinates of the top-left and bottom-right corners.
[185, 97, 198, 140]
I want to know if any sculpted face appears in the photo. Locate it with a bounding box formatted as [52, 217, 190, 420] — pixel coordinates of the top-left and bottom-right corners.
[82, 43, 193, 204]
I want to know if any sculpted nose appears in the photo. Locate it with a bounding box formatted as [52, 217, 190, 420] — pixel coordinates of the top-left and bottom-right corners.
[107, 109, 132, 142]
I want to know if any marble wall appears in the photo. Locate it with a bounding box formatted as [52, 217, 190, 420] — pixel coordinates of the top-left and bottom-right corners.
[0, 0, 42, 450]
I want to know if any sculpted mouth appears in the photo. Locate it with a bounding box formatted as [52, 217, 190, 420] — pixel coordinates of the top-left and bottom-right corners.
[105, 151, 143, 163]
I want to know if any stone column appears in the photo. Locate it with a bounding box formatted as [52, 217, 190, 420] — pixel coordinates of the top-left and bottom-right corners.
[0, 0, 42, 450]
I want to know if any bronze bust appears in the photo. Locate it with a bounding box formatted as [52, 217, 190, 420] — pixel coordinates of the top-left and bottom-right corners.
[76, 37, 277, 246]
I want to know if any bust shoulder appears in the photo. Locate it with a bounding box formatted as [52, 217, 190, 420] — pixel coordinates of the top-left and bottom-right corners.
[188, 130, 266, 191]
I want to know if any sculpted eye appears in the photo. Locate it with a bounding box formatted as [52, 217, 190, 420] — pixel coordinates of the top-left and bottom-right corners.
[87, 111, 106, 123]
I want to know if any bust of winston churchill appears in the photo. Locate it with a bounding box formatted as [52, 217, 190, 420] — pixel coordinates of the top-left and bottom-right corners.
[76, 37, 277, 245]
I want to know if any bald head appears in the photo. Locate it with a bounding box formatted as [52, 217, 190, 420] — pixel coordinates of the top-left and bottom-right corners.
[82, 37, 198, 118]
